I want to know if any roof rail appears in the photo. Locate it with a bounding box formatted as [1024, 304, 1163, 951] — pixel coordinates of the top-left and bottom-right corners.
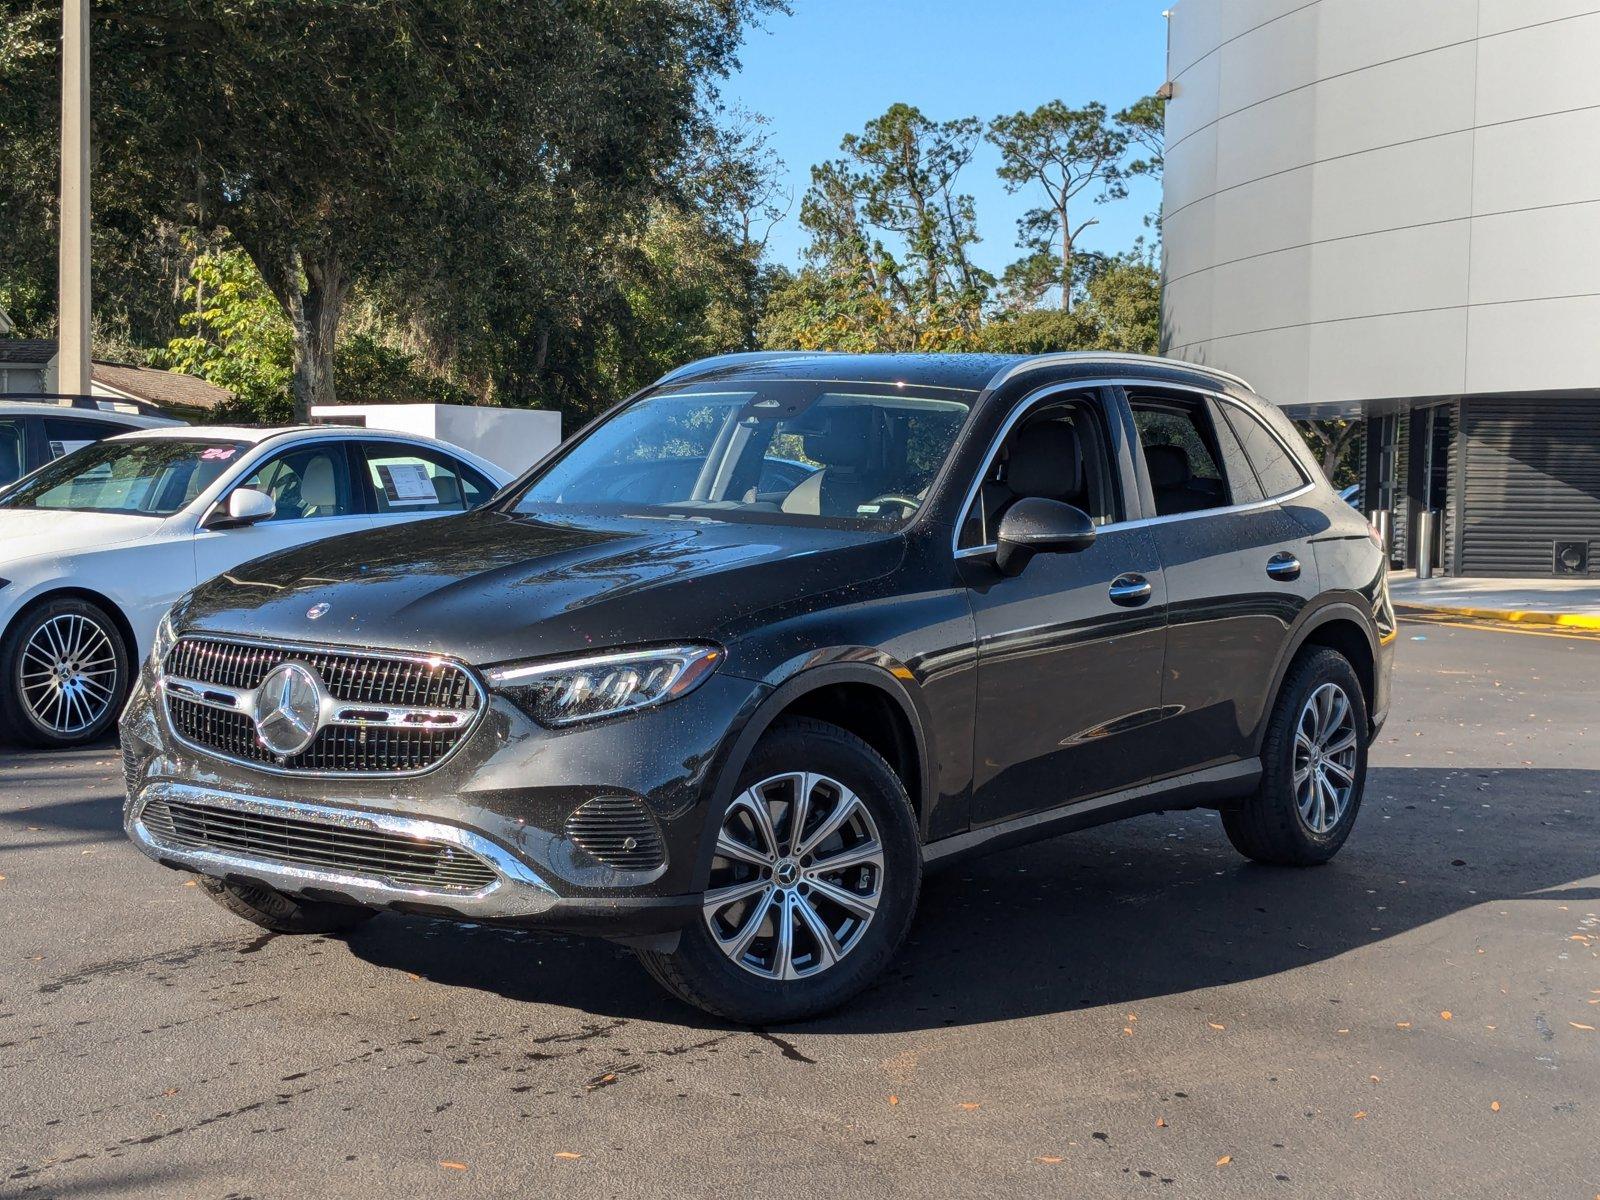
[1, 391, 172, 418]
[654, 351, 816, 386]
[993, 352, 1255, 393]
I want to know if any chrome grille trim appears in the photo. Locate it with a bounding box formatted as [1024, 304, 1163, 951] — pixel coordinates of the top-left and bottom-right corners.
[140, 797, 499, 891]
[159, 634, 485, 777]
[127, 784, 559, 918]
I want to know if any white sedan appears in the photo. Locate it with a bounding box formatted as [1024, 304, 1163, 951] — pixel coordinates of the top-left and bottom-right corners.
[0, 424, 510, 747]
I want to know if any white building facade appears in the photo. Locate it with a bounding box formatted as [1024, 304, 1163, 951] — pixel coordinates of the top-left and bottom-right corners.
[1160, 0, 1600, 577]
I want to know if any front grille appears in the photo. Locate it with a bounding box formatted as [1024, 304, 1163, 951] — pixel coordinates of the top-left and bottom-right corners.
[139, 797, 499, 892]
[163, 636, 480, 774]
[166, 637, 476, 709]
[565, 795, 667, 871]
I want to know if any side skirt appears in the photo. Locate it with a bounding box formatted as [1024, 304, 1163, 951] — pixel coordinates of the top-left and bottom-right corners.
[922, 758, 1262, 870]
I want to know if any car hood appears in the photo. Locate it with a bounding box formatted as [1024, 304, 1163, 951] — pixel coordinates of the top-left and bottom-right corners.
[180, 509, 904, 667]
[0, 508, 163, 565]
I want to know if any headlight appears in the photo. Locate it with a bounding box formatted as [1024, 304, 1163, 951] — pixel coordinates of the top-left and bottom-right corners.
[150, 611, 178, 668]
[485, 644, 722, 728]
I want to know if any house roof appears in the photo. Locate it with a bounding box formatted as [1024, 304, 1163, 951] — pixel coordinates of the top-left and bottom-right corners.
[0, 338, 59, 365]
[0, 337, 230, 412]
[91, 360, 230, 412]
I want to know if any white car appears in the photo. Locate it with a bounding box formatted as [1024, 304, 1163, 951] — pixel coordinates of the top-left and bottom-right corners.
[0, 395, 184, 493]
[0, 424, 510, 747]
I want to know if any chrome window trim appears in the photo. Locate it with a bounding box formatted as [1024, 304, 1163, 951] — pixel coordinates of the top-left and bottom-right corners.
[950, 377, 1320, 560]
[158, 632, 488, 779]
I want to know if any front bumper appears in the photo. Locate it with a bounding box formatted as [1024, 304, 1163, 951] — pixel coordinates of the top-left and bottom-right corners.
[119, 655, 767, 937]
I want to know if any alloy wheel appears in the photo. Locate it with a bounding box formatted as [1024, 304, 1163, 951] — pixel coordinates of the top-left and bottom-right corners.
[703, 771, 884, 980]
[1293, 681, 1358, 834]
[18, 613, 120, 736]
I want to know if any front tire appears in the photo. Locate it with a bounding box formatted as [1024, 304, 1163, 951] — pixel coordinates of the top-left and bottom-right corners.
[1222, 646, 1369, 866]
[0, 597, 131, 748]
[198, 877, 378, 935]
[638, 717, 921, 1024]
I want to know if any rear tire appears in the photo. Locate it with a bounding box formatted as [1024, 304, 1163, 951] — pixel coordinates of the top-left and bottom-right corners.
[0, 597, 131, 748]
[1222, 646, 1369, 866]
[198, 877, 378, 935]
[638, 717, 921, 1024]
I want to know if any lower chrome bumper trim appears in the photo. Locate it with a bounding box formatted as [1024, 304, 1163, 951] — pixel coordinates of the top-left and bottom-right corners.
[126, 782, 560, 919]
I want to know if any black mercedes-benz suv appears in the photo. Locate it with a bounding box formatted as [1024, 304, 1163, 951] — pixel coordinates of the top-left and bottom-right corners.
[122, 352, 1395, 1023]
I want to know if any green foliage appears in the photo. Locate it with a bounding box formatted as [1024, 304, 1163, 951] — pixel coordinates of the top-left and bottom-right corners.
[981, 252, 1161, 354]
[0, 0, 781, 419]
[152, 250, 294, 422]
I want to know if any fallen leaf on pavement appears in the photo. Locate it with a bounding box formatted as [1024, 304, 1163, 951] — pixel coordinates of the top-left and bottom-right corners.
[1156, 1118, 1167, 1128]
[1490, 1101, 1500, 1112]
[440, 1162, 468, 1171]
[959, 1102, 981, 1111]
[1440, 1011, 1453, 1020]
[1353, 1111, 1367, 1120]
[1207, 1023, 1225, 1031]
[1215, 1155, 1232, 1167]
[1034, 1156, 1063, 1164]
[1570, 1023, 1596, 1032]
[553, 1152, 583, 1161]
[888, 1095, 899, 1106]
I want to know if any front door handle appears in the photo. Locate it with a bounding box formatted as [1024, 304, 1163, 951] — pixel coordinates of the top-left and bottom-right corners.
[1108, 573, 1153, 606]
[1266, 552, 1302, 581]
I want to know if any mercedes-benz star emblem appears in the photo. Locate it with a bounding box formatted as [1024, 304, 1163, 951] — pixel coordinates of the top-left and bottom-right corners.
[254, 662, 324, 758]
[306, 602, 330, 620]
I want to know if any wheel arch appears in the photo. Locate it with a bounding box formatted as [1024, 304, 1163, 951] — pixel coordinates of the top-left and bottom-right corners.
[691, 661, 933, 891]
[2, 585, 138, 666]
[1255, 599, 1378, 755]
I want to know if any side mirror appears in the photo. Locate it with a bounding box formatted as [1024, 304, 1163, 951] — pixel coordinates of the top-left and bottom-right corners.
[994, 497, 1096, 576]
[204, 487, 276, 530]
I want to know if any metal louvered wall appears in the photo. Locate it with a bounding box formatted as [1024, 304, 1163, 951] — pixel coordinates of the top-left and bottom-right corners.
[1456, 396, 1600, 577]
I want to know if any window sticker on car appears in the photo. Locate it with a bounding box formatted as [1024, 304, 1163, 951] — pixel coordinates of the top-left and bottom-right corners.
[376, 462, 439, 504]
[48, 439, 96, 460]
[200, 446, 238, 461]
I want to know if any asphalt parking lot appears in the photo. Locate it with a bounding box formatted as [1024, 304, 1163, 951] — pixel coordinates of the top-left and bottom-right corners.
[2, 620, 1597, 1199]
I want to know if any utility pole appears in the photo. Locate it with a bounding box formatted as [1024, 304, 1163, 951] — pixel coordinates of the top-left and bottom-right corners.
[57, 0, 92, 396]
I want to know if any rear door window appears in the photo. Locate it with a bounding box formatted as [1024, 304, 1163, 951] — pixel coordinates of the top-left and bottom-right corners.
[361, 443, 493, 514]
[1128, 395, 1231, 516]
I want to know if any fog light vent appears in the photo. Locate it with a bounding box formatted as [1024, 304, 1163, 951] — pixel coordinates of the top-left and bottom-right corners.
[565, 796, 666, 871]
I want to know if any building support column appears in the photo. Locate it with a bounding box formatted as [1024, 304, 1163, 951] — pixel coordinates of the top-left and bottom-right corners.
[57, 0, 92, 396]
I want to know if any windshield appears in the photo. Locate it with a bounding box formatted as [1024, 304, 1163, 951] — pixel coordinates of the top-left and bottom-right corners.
[511, 381, 975, 528]
[0, 438, 248, 516]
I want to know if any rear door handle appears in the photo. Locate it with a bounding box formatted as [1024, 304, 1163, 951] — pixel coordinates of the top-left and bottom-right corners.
[1109, 573, 1153, 606]
[1266, 552, 1302, 581]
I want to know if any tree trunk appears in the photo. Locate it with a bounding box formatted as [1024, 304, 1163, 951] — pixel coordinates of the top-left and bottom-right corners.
[285, 250, 348, 423]
[1060, 202, 1073, 313]
[243, 238, 349, 423]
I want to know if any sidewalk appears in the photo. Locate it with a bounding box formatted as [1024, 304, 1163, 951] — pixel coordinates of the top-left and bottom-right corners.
[1388, 569, 1600, 630]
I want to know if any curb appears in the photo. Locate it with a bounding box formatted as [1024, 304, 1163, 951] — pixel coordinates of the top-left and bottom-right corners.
[1393, 601, 1600, 631]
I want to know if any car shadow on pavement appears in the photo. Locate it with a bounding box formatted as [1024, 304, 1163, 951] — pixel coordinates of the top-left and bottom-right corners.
[337, 765, 1600, 1031]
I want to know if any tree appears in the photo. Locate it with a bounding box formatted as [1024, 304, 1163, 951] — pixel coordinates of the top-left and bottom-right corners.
[765, 103, 991, 351]
[0, 0, 779, 419]
[982, 250, 1160, 354]
[988, 101, 1129, 312]
[1298, 419, 1363, 486]
[152, 249, 293, 422]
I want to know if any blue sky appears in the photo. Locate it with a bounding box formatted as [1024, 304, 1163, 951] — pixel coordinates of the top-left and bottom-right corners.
[725, 0, 1170, 278]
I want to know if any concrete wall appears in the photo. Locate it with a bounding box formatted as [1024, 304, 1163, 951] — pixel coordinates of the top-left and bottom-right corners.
[1160, 1, 1600, 413]
[311, 403, 562, 475]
